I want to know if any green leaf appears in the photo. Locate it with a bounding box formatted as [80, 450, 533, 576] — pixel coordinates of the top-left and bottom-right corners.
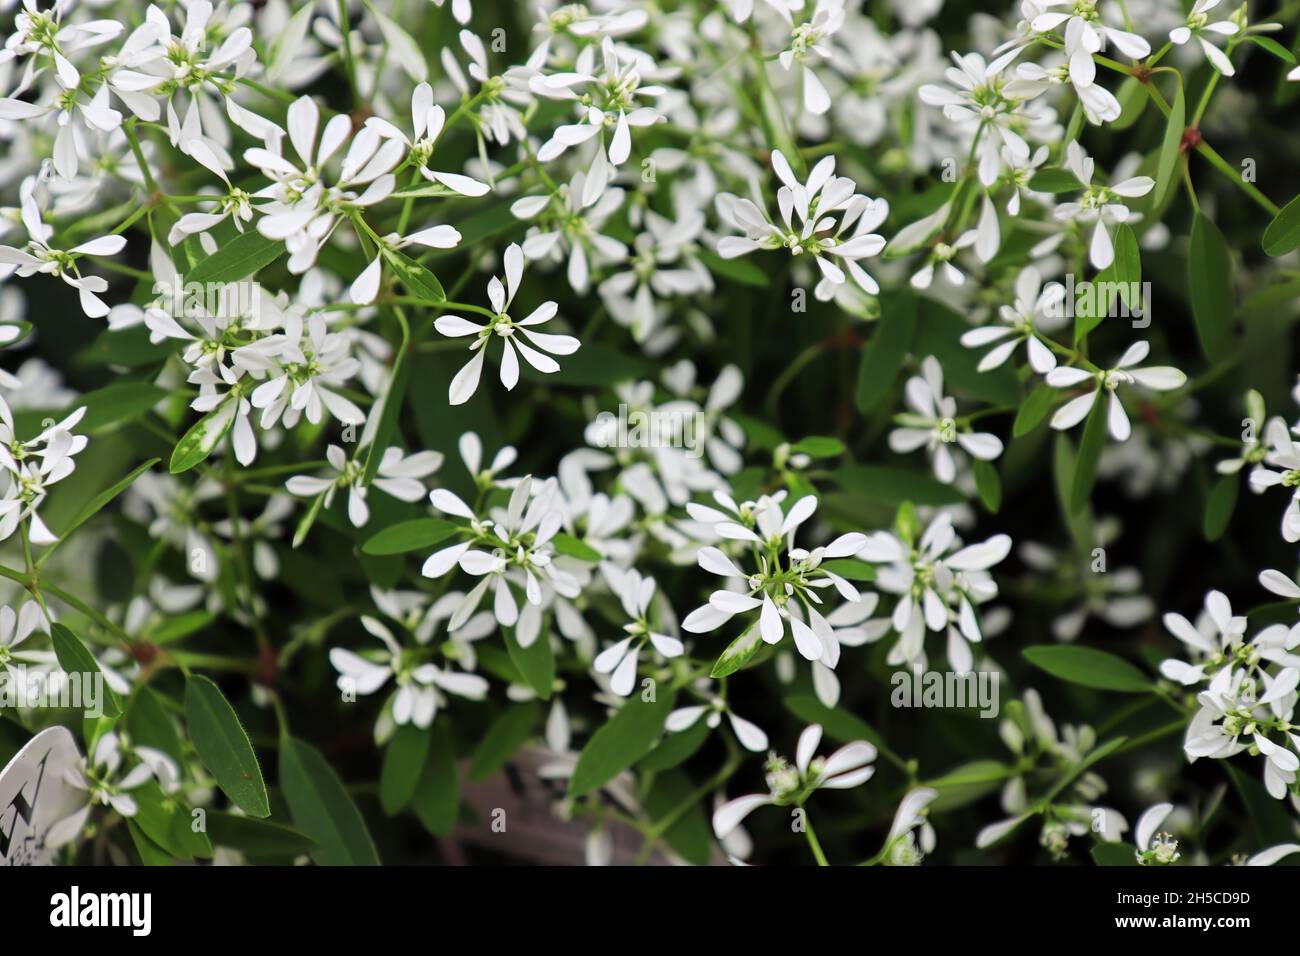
[412, 724, 459, 836]
[973, 459, 1002, 513]
[125, 686, 184, 764]
[1092, 842, 1139, 866]
[382, 247, 445, 303]
[569, 691, 676, 797]
[505, 623, 555, 699]
[1022, 645, 1151, 693]
[830, 465, 965, 507]
[645, 771, 711, 865]
[1013, 383, 1058, 437]
[710, 622, 762, 678]
[1203, 473, 1238, 541]
[783, 695, 885, 749]
[49, 625, 122, 717]
[550, 533, 602, 562]
[132, 780, 212, 861]
[698, 249, 769, 287]
[1263, 193, 1300, 257]
[186, 230, 286, 284]
[380, 724, 431, 816]
[914, 299, 1019, 405]
[170, 399, 236, 474]
[1246, 35, 1297, 64]
[1027, 168, 1082, 193]
[205, 810, 318, 858]
[820, 558, 876, 582]
[52, 457, 159, 550]
[469, 702, 539, 781]
[74, 384, 167, 434]
[789, 435, 845, 458]
[855, 292, 917, 412]
[360, 327, 411, 486]
[184, 675, 270, 817]
[638, 719, 709, 771]
[1188, 212, 1234, 358]
[362, 518, 460, 555]
[1108, 223, 1142, 312]
[1111, 76, 1148, 131]
[1069, 394, 1108, 514]
[127, 820, 174, 866]
[279, 735, 381, 865]
[1152, 79, 1185, 209]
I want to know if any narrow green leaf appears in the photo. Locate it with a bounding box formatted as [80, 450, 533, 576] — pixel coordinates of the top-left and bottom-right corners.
[1246, 35, 1297, 64]
[75, 384, 167, 434]
[469, 702, 539, 781]
[1263, 193, 1300, 257]
[830, 465, 965, 506]
[360, 330, 411, 486]
[1092, 842, 1139, 865]
[504, 624, 554, 699]
[1022, 645, 1151, 692]
[50, 624, 122, 717]
[1013, 383, 1057, 437]
[412, 724, 459, 836]
[1070, 395, 1108, 514]
[710, 622, 762, 678]
[184, 675, 270, 817]
[1203, 473, 1238, 541]
[569, 691, 676, 797]
[1153, 79, 1185, 209]
[170, 400, 236, 474]
[855, 292, 917, 412]
[783, 695, 885, 749]
[820, 558, 876, 582]
[362, 518, 460, 555]
[550, 533, 602, 561]
[1188, 212, 1234, 358]
[380, 724, 431, 816]
[1027, 168, 1083, 193]
[186, 230, 286, 284]
[279, 735, 380, 865]
[55, 457, 159, 547]
[973, 459, 1002, 512]
[383, 247, 445, 302]
[698, 249, 769, 287]
[205, 811, 318, 858]
[789, 435, 845, 458]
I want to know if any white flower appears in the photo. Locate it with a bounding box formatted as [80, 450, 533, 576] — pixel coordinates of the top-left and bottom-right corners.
[881, 788, 938, 865]
[1170, 0, 1239, 77]
[682, 494, 866, 665]
[1046, 341, 1186, 442]
[1248, 417, 1300, 542]
[1133, 803, 1180, 864]
[859, 512, 1011, 673]
[715, 151, 888, 299]
[889, 356, 1004, 484]
[961, 267, 1066, 373]
[712, 723, 876, 839]
[592, 566, 684, 696]
[777, 0, 846, 116]
[286, 444, 442, 528]
[330, 616, 487, 729]
[364, 82, 490, 197]
[247, 95, 401, 273]
[1053, 141, 1153, 269]
[434, 243, 580, 405]
[666, 691, 769, 752]
[1032, 1, 1151, 90]
[0, 177, 123, 317]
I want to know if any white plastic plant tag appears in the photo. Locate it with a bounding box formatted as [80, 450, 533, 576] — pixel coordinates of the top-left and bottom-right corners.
[0, 726, 85, 866]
